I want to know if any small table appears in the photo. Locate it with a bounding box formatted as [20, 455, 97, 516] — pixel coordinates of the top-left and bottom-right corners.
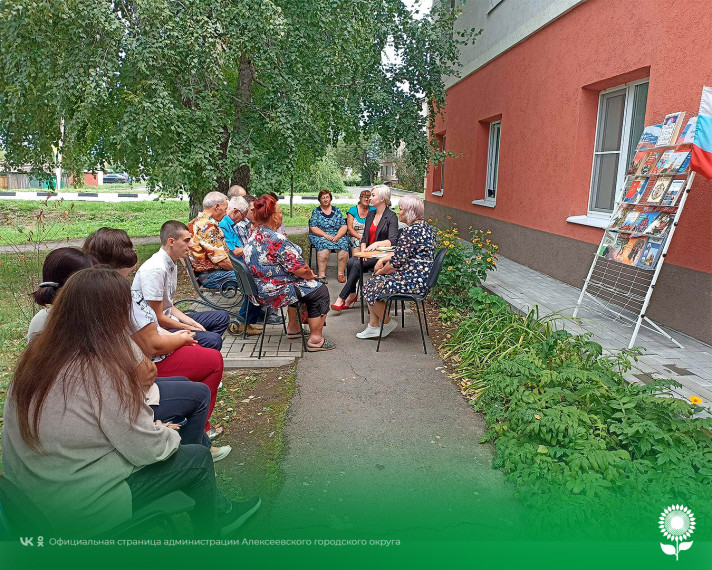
[352, 250, 392, 323]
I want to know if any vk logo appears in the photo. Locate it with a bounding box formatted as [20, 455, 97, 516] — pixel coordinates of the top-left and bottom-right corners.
[20, 537, 34, 546]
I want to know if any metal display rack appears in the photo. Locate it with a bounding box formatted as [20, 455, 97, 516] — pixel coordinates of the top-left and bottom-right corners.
[573, 143, 695, 349]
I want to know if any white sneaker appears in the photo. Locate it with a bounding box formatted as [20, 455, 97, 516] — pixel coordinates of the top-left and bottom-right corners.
[380, 319, 398, 338]
[211, 445, 232, 463]
[356, 325, 381, 339]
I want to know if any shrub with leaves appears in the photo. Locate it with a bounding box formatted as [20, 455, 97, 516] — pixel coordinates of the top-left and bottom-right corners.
[474, 330, 712, 533]
[431, 221, 498, 305]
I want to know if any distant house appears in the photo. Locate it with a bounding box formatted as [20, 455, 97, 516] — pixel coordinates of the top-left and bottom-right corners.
[426, 0, 712, 344]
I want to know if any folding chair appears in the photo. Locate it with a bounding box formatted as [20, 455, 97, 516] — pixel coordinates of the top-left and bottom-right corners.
[376, 248, 447, 354]
[228, 253, 308, 358]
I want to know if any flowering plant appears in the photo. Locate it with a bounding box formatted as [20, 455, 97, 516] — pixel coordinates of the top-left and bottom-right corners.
[431, 220, 498, 307]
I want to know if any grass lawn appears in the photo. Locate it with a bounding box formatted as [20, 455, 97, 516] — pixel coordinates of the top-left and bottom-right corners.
[0, 199, 349, 245]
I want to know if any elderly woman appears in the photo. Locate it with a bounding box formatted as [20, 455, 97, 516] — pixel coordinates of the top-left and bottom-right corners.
[356, 195, 436, 339]
[331, 184, 399, 311]
[308, 189, 350, 283]
[244, 195, 335, 351]
[346, 190, 376, 252]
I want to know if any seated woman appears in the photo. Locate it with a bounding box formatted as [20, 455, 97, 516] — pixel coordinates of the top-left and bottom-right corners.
[331, 184, 399, 311]
[244, 195, 335, 351]
[28, 247, 215, 449]
[308, 189, 350, 283]
[83, 228, 229, 461]
[346, 190, 376, 252]
[2, 267, 259, 538]
[356, 195, 436, 339]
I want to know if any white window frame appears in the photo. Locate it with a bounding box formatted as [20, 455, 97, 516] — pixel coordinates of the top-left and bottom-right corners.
[432, 134, 445, 196]
[587, 78, 649, 219]
[473, 120, 501, 208]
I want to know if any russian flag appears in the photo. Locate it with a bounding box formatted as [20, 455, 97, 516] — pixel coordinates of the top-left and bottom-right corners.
[691, 86, 712, 180]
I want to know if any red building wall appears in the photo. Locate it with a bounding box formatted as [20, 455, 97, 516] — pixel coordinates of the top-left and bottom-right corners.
[427, 0, 712, 274]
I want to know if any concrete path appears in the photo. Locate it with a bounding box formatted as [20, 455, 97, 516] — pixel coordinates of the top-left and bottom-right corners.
[246, 261, 517, 540]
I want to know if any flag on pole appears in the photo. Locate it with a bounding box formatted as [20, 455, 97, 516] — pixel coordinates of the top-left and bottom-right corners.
[691, 86, 712, 180]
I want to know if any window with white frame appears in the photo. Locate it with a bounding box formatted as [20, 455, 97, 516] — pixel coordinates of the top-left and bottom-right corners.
[485, 121, 501, 202]
[589, 79, 649, 214]
[439, 135, 446, 194]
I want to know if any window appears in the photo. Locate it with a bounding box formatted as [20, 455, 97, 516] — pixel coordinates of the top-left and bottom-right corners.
[485, 121, 501, 202]
[589, 79, 648, 214]
[434, 135, 445, 195]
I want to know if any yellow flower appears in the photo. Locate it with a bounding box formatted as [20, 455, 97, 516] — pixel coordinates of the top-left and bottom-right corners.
[447, 266, 453, 271]
[494, 245, 499, 249]
[534, 414, 541, 420]
[448, 244, 455, 249]
[466, 260, 471, 265]
[468, 226, 473, 230]
[487, 257, 491, 262]
[690, 396, 703, 404]
[486, 230, 491, 234]
[476, 256, 481, 260]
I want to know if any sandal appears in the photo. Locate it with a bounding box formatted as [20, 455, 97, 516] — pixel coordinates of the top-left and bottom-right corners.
[337, 274, 346, 283]
[317, 276, 328, 284]
[306, 339, 336, 352]
[286, 329, 307, 339]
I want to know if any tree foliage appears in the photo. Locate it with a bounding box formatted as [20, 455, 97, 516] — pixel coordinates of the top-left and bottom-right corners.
[0, 0, 476, 206]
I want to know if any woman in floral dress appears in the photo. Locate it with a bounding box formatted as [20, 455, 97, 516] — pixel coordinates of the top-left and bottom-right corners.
[244, 195, 335, 351]
[308, 189, 350, 282]
[357, 195, 436, 340]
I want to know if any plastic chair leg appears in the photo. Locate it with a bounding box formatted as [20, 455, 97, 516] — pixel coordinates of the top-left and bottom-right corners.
[414, 301, 427, 354]
[280, 306, 287, 334]
[401, 300, 405, 328]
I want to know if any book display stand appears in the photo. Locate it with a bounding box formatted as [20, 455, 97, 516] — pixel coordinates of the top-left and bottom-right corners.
[573, 115, 696, 349]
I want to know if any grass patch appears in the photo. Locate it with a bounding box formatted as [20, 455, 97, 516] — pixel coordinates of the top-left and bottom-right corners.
[0, 199, 347, 245]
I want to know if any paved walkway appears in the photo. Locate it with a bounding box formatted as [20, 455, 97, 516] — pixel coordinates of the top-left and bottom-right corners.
[245, 259, 517, 540]
[485, 255, 712, 408]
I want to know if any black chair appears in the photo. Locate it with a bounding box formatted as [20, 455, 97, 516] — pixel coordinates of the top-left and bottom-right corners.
[177, 258, 244, 334]
[228, 253, 308, 358]
[0, 475, 195, 540]
[375, 248, 447, 354]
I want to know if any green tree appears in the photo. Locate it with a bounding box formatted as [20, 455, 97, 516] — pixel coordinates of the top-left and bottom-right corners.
[0, 0, 475, 214]
[395, 147, 425, 193]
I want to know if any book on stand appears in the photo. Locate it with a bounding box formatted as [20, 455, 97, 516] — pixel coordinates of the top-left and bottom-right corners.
[636, 239, 664, 270]
[676, 116, 698, 144]
[647, 176, 672, 204]
[638, 151, 661, 176]
[636, 124, 662, 150]
[656, 112, 686, 146]
[644, 213, 674, 238]
[660, 179, 685, 207]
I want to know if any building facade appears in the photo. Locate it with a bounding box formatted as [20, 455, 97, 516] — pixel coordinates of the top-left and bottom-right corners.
[426, 0, 712, 343]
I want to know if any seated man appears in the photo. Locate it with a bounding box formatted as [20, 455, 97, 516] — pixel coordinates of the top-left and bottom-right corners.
[188, 191, 263, 336]
[219, 197, 266, 327]
[132, 219, 230, 350]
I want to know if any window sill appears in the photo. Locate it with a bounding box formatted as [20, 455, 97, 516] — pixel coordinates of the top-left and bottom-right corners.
[431, 191, 444, 197]
[472, 199, 496, 208]
[566, 214, 610, 229]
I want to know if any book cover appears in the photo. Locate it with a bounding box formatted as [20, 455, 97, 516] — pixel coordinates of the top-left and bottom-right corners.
[632, 212, 659, 234]
[608, 205, 632, 229]
[636, 239, 664, 270]
[656, 111, 686, 146]
[638, 151, 660, 175]
[619, 211, 640, 232]
[632, 178, 650, 204]
[622, 179, 643, 203]
[620, 236, 646, 266]
[627, 150, 648, 175]
[652, 150, 676, 175]
[609, 235, 630, 263]
[598, 231, 617, 258]
[660, 179, 685, 207]
[676, 116, 698, 144]
[644, 213, 674, 238]
[636, 124, 662, 150]
[675, 151, 691, 173]
[647, 176, 672, 204]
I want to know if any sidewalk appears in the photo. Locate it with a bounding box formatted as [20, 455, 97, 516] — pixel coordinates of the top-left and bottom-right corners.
[244, 259, 518, 539]
[484, 255, 712, 407]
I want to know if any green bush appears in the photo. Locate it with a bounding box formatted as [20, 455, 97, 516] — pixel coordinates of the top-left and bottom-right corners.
[304, 155, 345, 195]
[432, 223, 498, 306]
[474, 330, 712, 530]
[343, 174, 362, 186]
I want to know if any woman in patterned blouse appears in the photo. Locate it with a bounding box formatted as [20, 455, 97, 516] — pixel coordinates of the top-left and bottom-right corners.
[308, 189, 350, 283]
[244, 195, 336, 352]
[357, 195, 436, 340]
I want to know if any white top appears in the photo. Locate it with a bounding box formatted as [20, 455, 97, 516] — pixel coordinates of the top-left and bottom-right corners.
[129, 292, 169, 365]
[27, 308, 51, 342]
[28, 306, 162, 404]
[131, 247, 178, 320]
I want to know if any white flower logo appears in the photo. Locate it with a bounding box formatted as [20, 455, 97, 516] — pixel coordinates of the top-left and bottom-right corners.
[659, 505, 695, 560]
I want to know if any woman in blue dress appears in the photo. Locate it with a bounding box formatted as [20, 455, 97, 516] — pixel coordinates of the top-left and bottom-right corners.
[309, 189, 350, 283]
[346, 190, 376, 252]
[357, 195, 437, 340]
